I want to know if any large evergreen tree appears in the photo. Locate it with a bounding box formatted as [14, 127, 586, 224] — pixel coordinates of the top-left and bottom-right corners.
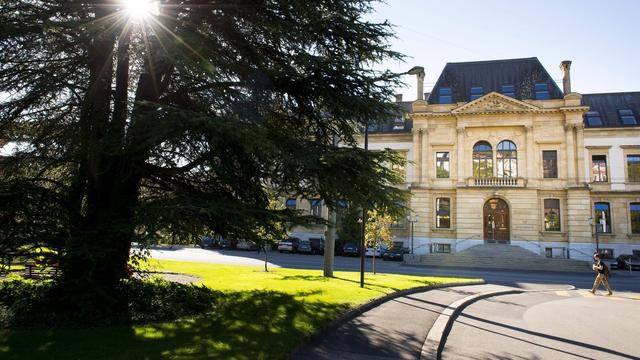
[0, 0, 407, 315]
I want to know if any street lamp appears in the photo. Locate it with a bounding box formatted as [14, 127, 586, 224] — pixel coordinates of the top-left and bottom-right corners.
[407, 214, 419, 254]
[588, 217, 600, 254]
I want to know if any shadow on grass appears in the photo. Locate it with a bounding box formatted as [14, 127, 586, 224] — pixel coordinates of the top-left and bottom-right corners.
[0, 290, 349, 360]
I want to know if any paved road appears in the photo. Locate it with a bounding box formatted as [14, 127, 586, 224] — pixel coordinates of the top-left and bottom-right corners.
[443, 289, 640, 360]
[150, 246, 640, 293]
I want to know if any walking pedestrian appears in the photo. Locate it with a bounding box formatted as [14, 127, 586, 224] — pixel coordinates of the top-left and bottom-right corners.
[590, 253, 613, 296]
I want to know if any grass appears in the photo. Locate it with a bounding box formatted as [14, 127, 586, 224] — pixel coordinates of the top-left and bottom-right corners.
[0, 260, 478, 360]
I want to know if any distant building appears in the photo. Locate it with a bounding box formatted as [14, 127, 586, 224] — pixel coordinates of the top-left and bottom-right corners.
[292, 58, 640, 261]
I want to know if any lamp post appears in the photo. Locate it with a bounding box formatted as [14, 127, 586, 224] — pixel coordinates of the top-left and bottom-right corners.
[360, 123, 368, 288]
[588, 217, 600, 254]
[407, 214, 419, 254]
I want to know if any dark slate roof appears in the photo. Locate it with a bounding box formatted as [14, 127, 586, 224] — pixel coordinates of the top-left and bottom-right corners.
[582, 92, 640, 128]
[368, 101, 413, 133]
[427, 57, 564, 104]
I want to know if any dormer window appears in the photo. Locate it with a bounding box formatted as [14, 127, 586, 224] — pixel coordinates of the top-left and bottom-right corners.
[439, 87, 452, 104]
[470, 87, 483, 101]
[585, 111, 604, 126]
[534, 83, 550, 100]
[501, 85, 515, 98]
[619, 109, 638, 125]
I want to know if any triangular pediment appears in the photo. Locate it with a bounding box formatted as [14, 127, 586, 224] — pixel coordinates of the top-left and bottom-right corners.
[452, 92, 539, 114]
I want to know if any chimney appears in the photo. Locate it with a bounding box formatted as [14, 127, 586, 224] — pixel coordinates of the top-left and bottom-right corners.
[559, 60, 572, 94]
[407, 66, 425, 100]
[395, 94, 403, 103]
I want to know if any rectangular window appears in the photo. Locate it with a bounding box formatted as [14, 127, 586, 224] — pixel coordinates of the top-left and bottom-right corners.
[534, 83, 550, 100]
[390, 216, 407, 229]
[470, 86, 483, 101]
[391, 152, 406, 182]
[542, 150, 558, 178]
[545, 247, 566, 259]
[633, 250, 640, 257]
[436, 198, 451, 229]
[597, 248, 614, 259]
[544, 199, 561, 231]
[627, 155, 640, 182]
[439, 87, 452, 104]
[618, 109, 638, 125]
[594, 202, 612, 233]
[585, 111, 603, 127]
[433, 243, 451, 253]
[286, 198, 297, 209]
[631, 203, 640, 234]
[310, 199, 322, 217]
[591, 155, 608, 182]
[501, 85, 515, 98]
[436, 152, 450, 178]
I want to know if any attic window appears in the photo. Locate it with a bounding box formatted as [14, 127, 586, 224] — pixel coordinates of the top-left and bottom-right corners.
[534, 83, 550, 100]
[470, 87, 483, 101]
[439, 87, 453, 104]
[585, 111, 603, 126]
[501, 85, 515, 98]
[619, 109, 638, 125]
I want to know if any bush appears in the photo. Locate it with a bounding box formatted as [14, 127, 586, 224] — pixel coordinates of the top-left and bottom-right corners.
[0, 277, 221, 328]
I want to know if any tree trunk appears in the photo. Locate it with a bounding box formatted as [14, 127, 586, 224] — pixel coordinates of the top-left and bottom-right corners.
[323, 207, 336, 277]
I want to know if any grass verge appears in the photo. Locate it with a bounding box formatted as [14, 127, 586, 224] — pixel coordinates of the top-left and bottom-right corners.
[0, 260, 478, 359]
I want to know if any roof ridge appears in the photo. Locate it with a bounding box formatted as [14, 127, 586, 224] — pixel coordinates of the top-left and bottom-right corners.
[445, 57, 538, 66]
[583, 91, 640, 96]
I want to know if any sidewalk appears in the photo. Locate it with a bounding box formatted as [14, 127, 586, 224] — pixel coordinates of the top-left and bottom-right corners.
[292, 284, 513, 360]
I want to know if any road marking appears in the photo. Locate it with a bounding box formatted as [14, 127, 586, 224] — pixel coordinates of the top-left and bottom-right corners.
[555, 290, 571, 297]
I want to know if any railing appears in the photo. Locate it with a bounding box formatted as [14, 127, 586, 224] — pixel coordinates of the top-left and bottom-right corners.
[468, 177, 525, 187]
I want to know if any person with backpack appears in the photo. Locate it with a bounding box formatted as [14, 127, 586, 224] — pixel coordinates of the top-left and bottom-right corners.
[590, 253, 613, 296]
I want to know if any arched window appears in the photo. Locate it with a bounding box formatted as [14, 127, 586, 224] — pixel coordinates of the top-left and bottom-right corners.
[473, 141, 493, 178]
[497, 140, 517, 178]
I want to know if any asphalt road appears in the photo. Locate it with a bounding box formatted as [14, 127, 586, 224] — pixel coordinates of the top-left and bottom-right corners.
[443, 289, 640, 360]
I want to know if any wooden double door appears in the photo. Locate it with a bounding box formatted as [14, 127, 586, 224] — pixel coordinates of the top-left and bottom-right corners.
[483, 198, 510, 244]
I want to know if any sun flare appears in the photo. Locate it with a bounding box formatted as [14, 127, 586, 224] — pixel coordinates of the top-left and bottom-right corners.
[125, 0, 159, 19]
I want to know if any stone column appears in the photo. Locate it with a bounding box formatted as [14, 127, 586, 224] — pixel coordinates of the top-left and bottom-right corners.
[565, 124, 577, 185]
[421, 127, 430, 186]
[412, 128, 421, 185]
[525, 125, 534, 181]
[456, 127, 465, 185]
[574, 123, 586, 184]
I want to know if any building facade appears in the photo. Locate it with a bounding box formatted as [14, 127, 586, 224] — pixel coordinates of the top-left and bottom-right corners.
[365, 58, 640, 261]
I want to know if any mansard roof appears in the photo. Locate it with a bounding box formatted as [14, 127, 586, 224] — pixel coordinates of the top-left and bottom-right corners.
[582, 92, 640, 128]
[367, 101, 413, 133]
[427, 57, 564, 104]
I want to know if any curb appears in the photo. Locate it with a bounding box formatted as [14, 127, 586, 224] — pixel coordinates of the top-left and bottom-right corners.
[420, 285, 577, 360]
[289, 279, 486, 359]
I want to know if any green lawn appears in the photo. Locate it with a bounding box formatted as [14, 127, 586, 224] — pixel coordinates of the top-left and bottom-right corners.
[0, 260, 478, 360]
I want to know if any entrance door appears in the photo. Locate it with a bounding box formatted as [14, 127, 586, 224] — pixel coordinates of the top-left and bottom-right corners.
[483, 198, 510, 244]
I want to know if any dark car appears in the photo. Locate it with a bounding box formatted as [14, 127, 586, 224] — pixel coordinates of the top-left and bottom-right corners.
[382, 247, 409, 261]
[298, 240, 312, 254]
[343, 242, 360, 257]
[616, 255, 640, 270]
[199, 235, 214, 248]
[309, 238, 325, 255]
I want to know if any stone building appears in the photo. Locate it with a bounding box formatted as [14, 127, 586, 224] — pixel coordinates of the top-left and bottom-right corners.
[366, 57, 640, 261]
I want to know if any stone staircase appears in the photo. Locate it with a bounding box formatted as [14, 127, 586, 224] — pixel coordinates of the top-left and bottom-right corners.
[406, 244, 591, 272]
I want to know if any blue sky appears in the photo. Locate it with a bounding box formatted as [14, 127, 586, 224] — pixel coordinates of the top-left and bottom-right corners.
[368, 0, 640, 100]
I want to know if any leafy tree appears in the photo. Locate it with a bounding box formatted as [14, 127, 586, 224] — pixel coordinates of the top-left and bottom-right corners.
[0, 0, 408, 317]
[365, 208, 394, 274]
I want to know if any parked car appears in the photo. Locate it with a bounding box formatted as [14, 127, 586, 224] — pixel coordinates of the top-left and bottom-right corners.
[383, 247, 409, 261]
[342, 242, 360, 257]
[218, 238, 231, 249]
[236, 240, 259, 251]
[199, 235, 214, 249]
[616, 255, 640, 270]
[365, 244, 388, 258]
[278, 237, 300, 253]
[309, 238, 325, 255]
[298, 240, 312, 254]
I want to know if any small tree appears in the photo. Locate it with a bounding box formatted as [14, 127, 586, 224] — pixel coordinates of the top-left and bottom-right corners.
[365, 208, 394, 274]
